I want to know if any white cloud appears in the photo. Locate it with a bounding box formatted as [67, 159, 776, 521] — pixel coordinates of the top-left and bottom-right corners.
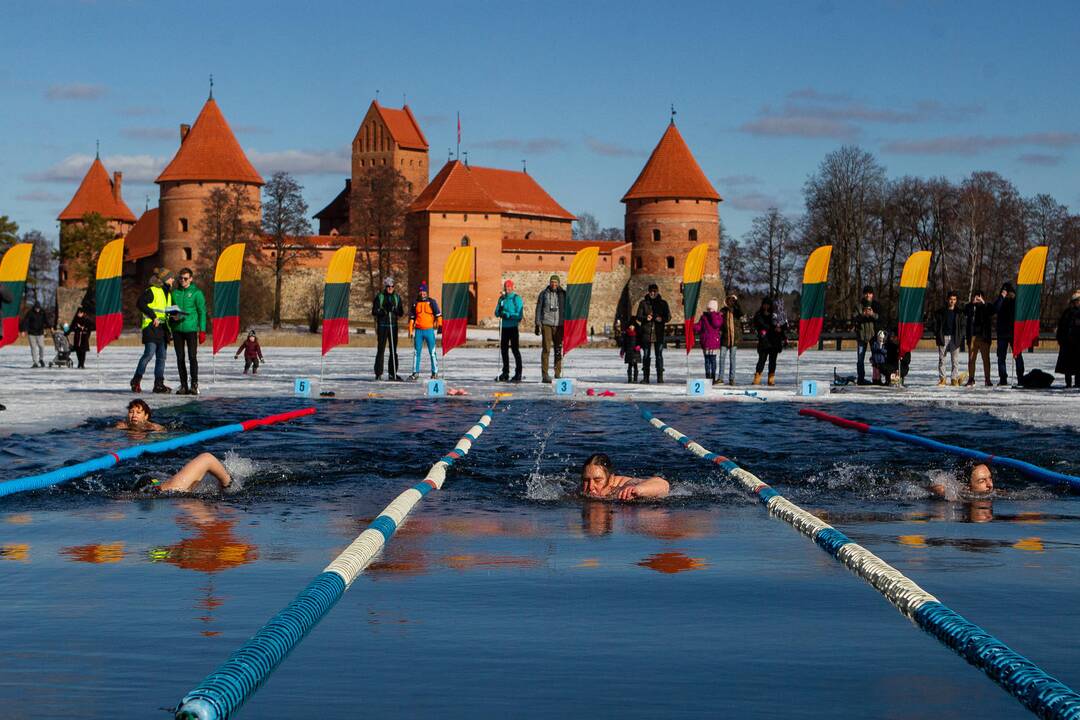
[26, 154, 167, 183]
[46, 83, 107, 101]
[247, 147, 350, 176]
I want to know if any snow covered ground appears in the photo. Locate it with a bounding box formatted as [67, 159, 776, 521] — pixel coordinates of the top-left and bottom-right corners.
[1, 343, 1077, 436]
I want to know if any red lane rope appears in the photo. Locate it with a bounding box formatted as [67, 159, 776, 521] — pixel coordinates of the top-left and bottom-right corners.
[798, 408, 871, 433]
[240, 407, 317, 431]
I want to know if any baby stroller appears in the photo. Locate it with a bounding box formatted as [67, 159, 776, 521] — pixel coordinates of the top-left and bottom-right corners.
[48, 327, 74, 368]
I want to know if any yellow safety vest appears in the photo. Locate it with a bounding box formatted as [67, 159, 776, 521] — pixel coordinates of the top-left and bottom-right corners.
[141, 286, 172, 329]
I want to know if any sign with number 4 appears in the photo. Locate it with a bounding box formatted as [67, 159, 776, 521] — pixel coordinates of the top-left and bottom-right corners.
[426, 379, 446, 397]
[294, 378, 311, 397]
[686, 379, 707, 396]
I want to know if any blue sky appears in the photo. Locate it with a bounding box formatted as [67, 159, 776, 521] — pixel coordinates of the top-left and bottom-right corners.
[2, 0, 1078, 244]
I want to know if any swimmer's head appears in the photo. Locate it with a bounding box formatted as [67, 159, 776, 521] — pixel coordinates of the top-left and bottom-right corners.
[127, 399, 152, 425]
[131, 476, 162, 494]
[968, 463, 993, 494]
[581, 453, 615, 498]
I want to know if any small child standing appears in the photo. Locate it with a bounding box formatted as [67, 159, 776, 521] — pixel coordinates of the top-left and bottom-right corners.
[870, 330, 887, 385]
[235, 330, 264, 374]
[621, 321, 642, 383]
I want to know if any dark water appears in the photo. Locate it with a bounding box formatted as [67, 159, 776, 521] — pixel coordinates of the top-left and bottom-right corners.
[1, 398, 1078, 718]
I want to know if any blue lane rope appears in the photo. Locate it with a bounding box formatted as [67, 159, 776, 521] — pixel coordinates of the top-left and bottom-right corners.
[0, 408, 316, 498]
[174, 404, 498, 720]
[642, 408, 1080, 719]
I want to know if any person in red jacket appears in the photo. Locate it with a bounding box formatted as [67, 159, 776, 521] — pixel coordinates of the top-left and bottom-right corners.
[234, 330, 264, 374]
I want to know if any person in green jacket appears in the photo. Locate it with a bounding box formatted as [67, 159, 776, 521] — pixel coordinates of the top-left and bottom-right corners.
[495, 279, 523, 382]
[169, 267, 207, 395]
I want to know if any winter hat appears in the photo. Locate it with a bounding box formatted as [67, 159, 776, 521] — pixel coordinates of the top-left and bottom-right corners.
[549, 274, 560, 284]
[876, 330, 886, 341]
[504, 279, 514, 290]
[626, 324, 636, 335]
[152, 267, 173, 285]
[62, 323, 70, 332]
[707, 299, 719, 312]
[419, 281, 428, 293]
[383, 276, 395, 287]
[1002, 282, 1015, 293]
[648, 283, 659, 292]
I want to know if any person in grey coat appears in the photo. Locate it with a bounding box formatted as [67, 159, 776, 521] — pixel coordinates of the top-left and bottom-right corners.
[534, 275, 566, 383]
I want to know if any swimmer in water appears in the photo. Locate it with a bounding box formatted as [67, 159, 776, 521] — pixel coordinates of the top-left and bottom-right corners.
[580, 453, 669, 501]
[133, 452, 232, 494]
[930, 462, 994, 500]
[115, 399, 165, 432]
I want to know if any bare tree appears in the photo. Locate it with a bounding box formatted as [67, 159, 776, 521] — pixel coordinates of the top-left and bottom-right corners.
[262, 172, 315, 328]
[195, 186, 270, 326]
[573, 212, 601, 239]
[351, 165, 412, 293]
[59, 212, 116, 285]
[0, 215, 19, 255]
[742, 208, 797, 298]
[22, 230, 57, 311]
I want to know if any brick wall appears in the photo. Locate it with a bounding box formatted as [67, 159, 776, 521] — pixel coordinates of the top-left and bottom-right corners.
[503, 264, 632, 332]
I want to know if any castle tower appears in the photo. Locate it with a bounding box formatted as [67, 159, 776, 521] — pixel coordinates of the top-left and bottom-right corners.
[621, 121, 723, 321]
[155, 97, 264, 270]
[350, 101, 429, 235]
[57, 156, 137, 286]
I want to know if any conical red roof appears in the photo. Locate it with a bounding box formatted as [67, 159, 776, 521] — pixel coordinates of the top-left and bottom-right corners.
[156, 98, 263, 185]
[57, 157, 137, 222]
[621, 123, 720, 202]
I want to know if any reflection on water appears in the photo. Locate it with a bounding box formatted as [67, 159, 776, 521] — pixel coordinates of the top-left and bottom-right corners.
[637, 551, 708, 574]
[61, 541, 125, 563]
[1, 543, 29, 561]
[4, 513, 32, 524]
[898, 534, 1048, 553]
[150, 501, 258, 573]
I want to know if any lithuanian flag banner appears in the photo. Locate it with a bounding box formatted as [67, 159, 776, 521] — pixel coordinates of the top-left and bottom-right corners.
[212, 243, 245, 355]
[0, 243, 33, 349]
[681, 243, 708, 353]
[95, 238, 125, 353]
[564, 245, 600, 354]
[441, 245, 474, 355]
[321, 245, 357, 356]
[1013, 245, 1048, 356]
[897, 250, 932, 356]
[797, 245, 832, 356]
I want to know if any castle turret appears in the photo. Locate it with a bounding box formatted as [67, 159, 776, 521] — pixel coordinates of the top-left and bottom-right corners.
[621, 121, 723, 319]
[57, 156, 138, 286]
[155, 97, 263, 270]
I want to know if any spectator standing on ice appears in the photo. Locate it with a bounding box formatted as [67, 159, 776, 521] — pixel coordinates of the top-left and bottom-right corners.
[372, 276, 404, 381]
[694, 299, 724, 383]
[408, 281, 442, 380]
[534, 274, 566, 384]
[170, 268, 206, 395]
[870, 330, 888, 384]
[884, 328, 911, 385]
[964, 290, 994, 387]
[752, 297, 786, 386]
[635, 283, 671, 384]
[67, 306, 93, 369]
[718, 293, 742, 385]
[234, 330, 264, 374]
[853, 286, 881, 385]
[495, 279, 523, 382]
[620, 319, 642, 383]
[932, 290, 965, 386]
[1055, 290, 1080, 388]
[994, 282, 1024, 385]
[132, 268, 174, 394]
[21, 303, 49, 368]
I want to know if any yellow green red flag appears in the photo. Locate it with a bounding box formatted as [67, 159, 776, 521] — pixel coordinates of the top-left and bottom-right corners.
[681, 243, 708, 353]
[321, 245, 357, 356]
[897, 250, 932, 356]
[564, 246, 600, 354]
[95, 238, 125, 353]
[1013, 246, 1048, 356]
[797, 245, 832, 356]
[0, 243, 33, 349]
[441, 245, 474, 355]
[212, 243, 245, 354]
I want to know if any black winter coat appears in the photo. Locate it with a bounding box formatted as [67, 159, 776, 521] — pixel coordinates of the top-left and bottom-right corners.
[993, 293, 1015, 339]
[1055, 305, 1080, 375]
[753, 309, 786, 353]
[372, 291, 404, 327]
[931, 306, 966, 348]
[21, 308, 48, 335]
[635, 296, 671, 344]
[965, 301, 993, 342]
[68, 313, 93, 351]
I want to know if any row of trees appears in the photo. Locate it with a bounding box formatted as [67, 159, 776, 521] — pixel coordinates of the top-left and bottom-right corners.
[724, 146, 1080, 330]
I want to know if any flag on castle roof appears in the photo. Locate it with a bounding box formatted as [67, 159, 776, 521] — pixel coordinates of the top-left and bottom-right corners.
[369, 101, 428, 151]
[621, 122, 721, 202]
[409, 160, 574, 220]
[57, 157, 137, 222]
[156, 98, 264, 185]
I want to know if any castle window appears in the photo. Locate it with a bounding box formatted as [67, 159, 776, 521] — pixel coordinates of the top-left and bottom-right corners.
[461, 236, 470, 247]
[619, 257, 625, 266]
[560, 256, 565, 262]
[524, 231, 532, 239]
[516, 255, 520, 260]
[184, 247, 192, 261]
[666, 256, 675, 269]
[179, 218, 189, 233]
[442, 213, 447, 219]
[634, 257, 643, 269]
[538, 255, 543, 262]
[652, 229, 661, 242]
[381, 158, 386, 165]
[463, 214, 468, 222]
[483, 214, 489, 220]
[689, 229, 698, 242]
[675, 199, 680, 203]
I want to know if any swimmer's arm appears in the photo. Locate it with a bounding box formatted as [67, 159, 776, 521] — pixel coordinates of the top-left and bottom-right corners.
[146, 421, 166, 432]
[617, 476, 670, 500]
[160, 452, 232, 492]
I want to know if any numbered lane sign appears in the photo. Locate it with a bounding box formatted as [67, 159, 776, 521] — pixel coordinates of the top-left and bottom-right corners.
[687, 378, 707, 396]
[554, 378, 574, 396]
[426, 379, 446, 397]
[294, 378, 311, 397]
[799, 380, 818, 397]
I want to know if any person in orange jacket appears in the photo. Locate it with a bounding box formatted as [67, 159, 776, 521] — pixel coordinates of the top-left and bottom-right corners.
[408, 281, 442, 380]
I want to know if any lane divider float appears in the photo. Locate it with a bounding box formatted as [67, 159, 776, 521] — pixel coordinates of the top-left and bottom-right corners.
[799, 407, 1080, 491]
[642, 409, 1080, 719]
[0, 408, 316, 498]
[174, 403, 497, 720]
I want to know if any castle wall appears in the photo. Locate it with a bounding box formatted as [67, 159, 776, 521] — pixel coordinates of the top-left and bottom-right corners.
[158, 181, 261, 270]
[499, 215, 572, 242]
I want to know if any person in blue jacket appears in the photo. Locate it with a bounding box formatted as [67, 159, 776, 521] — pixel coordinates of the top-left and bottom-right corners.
[495, 279, 523, 382]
